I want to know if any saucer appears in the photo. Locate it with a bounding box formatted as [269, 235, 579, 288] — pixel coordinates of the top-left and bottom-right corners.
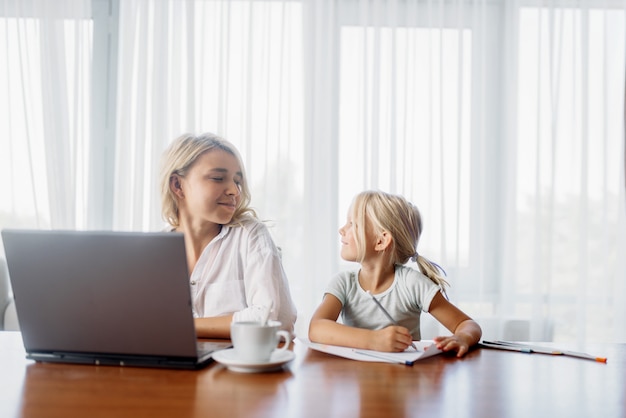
[212, 348, 295, 373]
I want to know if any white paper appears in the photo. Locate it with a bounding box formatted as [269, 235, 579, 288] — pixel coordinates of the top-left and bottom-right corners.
[296, 338, 442, 365]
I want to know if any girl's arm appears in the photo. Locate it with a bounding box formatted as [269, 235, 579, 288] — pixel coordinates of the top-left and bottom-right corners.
[194, 314, 234, 339]
[308, 294, 413, 352]
[428, 292, 482, 357]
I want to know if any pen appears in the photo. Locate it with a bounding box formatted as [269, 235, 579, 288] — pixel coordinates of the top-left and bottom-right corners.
[505, 342, 607, 363]
[366, 290, 418, 351]
[491, 340, 607, 362]
[481, 340, 607, 363]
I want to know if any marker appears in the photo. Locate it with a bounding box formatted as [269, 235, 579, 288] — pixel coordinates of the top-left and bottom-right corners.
[366, 290, 418, 351]
[480, 341, 532, 354]
[558, 350, 607, 363]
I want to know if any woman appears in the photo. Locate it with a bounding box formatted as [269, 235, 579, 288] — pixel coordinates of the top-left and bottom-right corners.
[160, 132, 297, 338]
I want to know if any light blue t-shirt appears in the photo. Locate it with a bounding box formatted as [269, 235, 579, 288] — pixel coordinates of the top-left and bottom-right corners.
[324, 265, 442, 340]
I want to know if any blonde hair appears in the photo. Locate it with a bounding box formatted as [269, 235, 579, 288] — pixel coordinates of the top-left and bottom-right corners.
[350, 190, 449, 290]
[159, 132, 256, 227]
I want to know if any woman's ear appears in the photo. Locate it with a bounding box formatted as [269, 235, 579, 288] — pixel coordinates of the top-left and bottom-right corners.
[374, 231, 392, 251]
[170, 174, 184, 199]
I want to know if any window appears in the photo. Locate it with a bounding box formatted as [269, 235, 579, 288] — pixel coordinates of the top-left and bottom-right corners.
[0, 3, 93, 231]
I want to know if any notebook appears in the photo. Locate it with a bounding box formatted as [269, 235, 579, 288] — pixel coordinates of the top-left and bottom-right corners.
[297, 338, 442, 366]
[1, 229, 231, 369]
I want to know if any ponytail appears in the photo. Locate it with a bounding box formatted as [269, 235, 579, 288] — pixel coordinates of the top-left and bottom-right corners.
[413, 253, 449, 299]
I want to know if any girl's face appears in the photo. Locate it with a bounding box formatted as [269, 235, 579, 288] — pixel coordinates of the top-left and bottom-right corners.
[178, 149, 242, 226]
[338, 213, 358, 262]
[339, 205, 381, 263]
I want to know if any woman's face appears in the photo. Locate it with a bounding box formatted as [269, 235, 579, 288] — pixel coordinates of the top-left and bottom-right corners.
[177, 149, 242, 226]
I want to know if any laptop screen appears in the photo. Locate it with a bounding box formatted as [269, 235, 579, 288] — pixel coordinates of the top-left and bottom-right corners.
[2, 229, 204, 363]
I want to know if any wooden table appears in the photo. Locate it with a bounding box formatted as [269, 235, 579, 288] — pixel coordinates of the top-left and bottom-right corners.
[0, 331, 623, 417]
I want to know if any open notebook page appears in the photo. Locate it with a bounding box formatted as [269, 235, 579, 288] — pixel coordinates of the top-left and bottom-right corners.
[297, 338, 442, 366]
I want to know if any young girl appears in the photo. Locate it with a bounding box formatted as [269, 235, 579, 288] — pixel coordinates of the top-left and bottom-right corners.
[160, 132, 297, 338]
[308, 190, 481, 357]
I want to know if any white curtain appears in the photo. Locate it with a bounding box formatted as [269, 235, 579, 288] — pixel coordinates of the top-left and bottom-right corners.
[498, 1, 626, 343]
[1, 0, 625, 343]
[510, 1, 626, 344]
[0, 0, 92, 232]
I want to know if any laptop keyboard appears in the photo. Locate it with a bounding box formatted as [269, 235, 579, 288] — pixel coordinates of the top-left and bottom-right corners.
[196, 340, 231, 356]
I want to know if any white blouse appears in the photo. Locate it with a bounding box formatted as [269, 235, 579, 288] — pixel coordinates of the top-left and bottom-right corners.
[188, 217, 297, 333]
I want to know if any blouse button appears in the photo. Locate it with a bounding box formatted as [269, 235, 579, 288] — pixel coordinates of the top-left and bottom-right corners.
[190, 280, 196, 285]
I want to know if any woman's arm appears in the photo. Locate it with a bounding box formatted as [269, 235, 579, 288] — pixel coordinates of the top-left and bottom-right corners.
[238, 223, 297, 333]
[308, 294, 413, 352]
[428, 292, 482, 357]
[194, 314, 234, 339]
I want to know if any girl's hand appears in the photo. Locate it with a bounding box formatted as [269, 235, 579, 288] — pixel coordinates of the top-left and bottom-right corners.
[371, 326, 414, 352]
[428, 293, 483, 358]
[433, 334, 471, 357]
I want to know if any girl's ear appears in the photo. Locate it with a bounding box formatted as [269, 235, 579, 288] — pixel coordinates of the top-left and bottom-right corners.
[374, 230, 392, 251]
[170, 174, 184, 199]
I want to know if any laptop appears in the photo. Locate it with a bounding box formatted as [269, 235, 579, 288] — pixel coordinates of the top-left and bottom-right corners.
[1, 229, 231, 369]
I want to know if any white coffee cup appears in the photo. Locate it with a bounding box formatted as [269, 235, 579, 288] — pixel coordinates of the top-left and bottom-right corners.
[230, 320, 291, 363]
